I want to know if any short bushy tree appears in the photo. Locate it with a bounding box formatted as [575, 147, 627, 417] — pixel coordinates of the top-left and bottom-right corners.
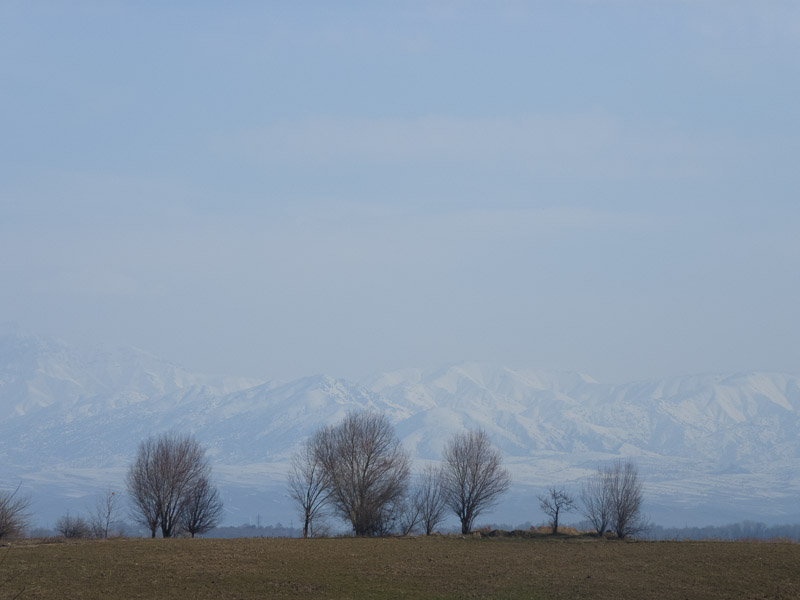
[55, 513, 90, 539]
[538, 487, 575, 534]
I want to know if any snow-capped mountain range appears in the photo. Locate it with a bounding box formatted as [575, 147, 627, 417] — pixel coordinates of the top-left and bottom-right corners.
[1, 327, 798, 528]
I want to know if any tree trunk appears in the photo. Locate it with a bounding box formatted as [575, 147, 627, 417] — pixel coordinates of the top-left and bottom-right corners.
[552, 508, 559, 535]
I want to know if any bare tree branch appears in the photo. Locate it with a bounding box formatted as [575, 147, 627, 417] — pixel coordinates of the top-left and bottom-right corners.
[396, 496, 422, 536]
[88, 490, 120, 539]
[414, 464, 448, 535]
[0, 483, 30, 541]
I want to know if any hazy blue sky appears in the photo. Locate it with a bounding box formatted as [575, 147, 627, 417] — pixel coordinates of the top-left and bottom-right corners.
[1, 1, 798, 383]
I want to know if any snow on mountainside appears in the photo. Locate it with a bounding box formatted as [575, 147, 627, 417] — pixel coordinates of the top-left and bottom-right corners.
[0, 327, 258, 421]
[193, 375, 408, 462]
[0, 328, 261, 468]
[1, 330, 799, 527]
[372, 363, 800, 466]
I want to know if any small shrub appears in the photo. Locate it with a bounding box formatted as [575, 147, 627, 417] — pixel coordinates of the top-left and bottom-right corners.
[510, 529, 528, 538]
[55, 513, 90, 539]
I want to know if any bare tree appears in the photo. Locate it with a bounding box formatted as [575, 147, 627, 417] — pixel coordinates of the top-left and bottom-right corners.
[315, 411, 410, 536]
[538, 487, 575, 534]
[180, 476, 224, 538]
[580, 461, 645, 539]
[0, 484, 30, 541]
[396, 500, 422, 536]
[127, 437, 162, 537]
[126, 432, 212, 538]
[88, 490, 120, 539]
[580, 465, 614, 536]
[287, 431, 331, 538]
[55, 512, 90, 538]
[609, 460, 646, 539]
[441, 429, 511, 534]
[413, 464, 448, 535]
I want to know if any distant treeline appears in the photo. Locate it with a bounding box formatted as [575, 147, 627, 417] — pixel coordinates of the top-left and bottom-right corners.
[647, 521, 800, 541]
[207, 523, 302, 539]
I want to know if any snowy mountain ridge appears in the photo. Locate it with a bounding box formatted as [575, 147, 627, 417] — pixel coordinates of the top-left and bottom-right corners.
[1, 330, 798, 527]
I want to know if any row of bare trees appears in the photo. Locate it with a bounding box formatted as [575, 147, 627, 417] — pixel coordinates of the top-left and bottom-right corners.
[5, 427, 644, 541]
[538, 460, 646, 539]
[2, 484, 127, 541]
[288, 411, 511, 537]
[287, 411, 649, 538]
[126, 433, 224, 538]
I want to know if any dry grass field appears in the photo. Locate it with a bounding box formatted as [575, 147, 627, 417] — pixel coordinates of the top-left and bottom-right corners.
[1, 535, 798, 599]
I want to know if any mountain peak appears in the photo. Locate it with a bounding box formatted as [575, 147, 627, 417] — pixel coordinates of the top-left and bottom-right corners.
[2, 334, 800, 526]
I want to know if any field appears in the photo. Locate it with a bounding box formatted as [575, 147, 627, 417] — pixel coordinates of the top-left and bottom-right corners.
[2, 535, 798, 599]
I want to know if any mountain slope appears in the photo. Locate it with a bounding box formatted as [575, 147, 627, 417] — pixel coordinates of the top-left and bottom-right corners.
[374, 363, 800, 465]
[1, 331, 799, 527]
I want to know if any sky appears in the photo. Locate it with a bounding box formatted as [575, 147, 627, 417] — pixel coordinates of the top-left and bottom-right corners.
[1, 1, 799, 384]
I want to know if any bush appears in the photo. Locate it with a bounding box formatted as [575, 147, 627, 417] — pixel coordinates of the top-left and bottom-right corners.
[55, 513, 90, 539]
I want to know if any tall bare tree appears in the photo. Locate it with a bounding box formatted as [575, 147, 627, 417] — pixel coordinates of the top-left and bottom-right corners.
[180, 476, 224, 538]
[316, 411, 410, 536]
[580, 465, 614, 536]
[413, 464, 448, 535]
[538, 487, 575, 534]
[608, 460, 646, 539]
[441, 429, 511, 534]
[0, 484, 30, 540]
[126, 432, 212, 538]
[127, 437, 161, 537]
[287, 431, 331, 538]
[88, 490, 120, 539]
